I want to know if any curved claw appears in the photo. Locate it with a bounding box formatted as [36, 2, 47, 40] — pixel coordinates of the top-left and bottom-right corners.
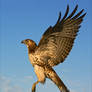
[32, 81, 39, 92]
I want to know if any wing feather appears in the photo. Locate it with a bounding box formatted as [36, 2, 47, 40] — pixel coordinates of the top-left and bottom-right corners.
[35, 5, 86, 67]
[66, 5, 78, 19]
[60, 5, 69, 22]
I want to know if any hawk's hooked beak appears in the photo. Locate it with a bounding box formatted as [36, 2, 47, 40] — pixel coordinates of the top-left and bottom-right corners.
[21, 40, 25, 44]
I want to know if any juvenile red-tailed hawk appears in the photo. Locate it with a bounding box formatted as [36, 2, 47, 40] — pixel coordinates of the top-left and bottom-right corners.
[21, 5, 86, 92]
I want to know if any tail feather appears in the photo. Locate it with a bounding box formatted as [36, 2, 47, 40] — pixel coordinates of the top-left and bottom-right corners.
[45, 66, 69, 92]
[53, 73, 70, 92]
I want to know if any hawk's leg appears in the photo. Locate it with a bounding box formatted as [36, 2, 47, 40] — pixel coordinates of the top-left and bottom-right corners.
[32, 65, 46, 92]
[32, 81, 39, 92]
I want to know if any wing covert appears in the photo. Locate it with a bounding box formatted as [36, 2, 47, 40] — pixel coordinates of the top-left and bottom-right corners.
[35, 5, 86, 67]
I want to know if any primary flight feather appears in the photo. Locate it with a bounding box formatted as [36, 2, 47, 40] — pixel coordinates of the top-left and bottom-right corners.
[21, 5, 86, 92]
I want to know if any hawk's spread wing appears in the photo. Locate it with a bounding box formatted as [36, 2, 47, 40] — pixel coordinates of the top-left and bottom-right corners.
[35, 5, 86, 67]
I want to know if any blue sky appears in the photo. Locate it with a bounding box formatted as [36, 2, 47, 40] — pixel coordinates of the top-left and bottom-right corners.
[0, 0, 92, 92]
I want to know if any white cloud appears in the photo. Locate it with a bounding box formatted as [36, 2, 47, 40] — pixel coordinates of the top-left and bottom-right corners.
[0, 75, 33, 92]
[24, 75, 33, 80]
[0, 76, 23, 92]
[66, 80, 90, 92]
[19, 75, 33, 83]
[1, 75, 90, 92]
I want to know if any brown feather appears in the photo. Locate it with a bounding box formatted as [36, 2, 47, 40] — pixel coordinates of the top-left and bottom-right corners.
[35, 5, 86, 67]
[22, 5, 86, 92]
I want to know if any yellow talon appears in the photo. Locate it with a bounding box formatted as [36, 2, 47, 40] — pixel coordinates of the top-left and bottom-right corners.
[32, 81, 39, 92]
[32, 84, 36, 92]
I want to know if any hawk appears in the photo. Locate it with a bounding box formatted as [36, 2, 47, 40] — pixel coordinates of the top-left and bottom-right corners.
[21, 5, 86, 92]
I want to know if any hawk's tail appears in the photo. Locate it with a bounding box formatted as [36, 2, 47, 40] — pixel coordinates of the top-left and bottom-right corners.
[45, 66, 69, 92]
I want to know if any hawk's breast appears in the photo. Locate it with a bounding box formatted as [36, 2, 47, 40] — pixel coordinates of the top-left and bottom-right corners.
[28, 53, 36, 66]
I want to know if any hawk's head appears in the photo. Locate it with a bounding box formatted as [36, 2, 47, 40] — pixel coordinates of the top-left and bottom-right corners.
[21, 39, 37, 52]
